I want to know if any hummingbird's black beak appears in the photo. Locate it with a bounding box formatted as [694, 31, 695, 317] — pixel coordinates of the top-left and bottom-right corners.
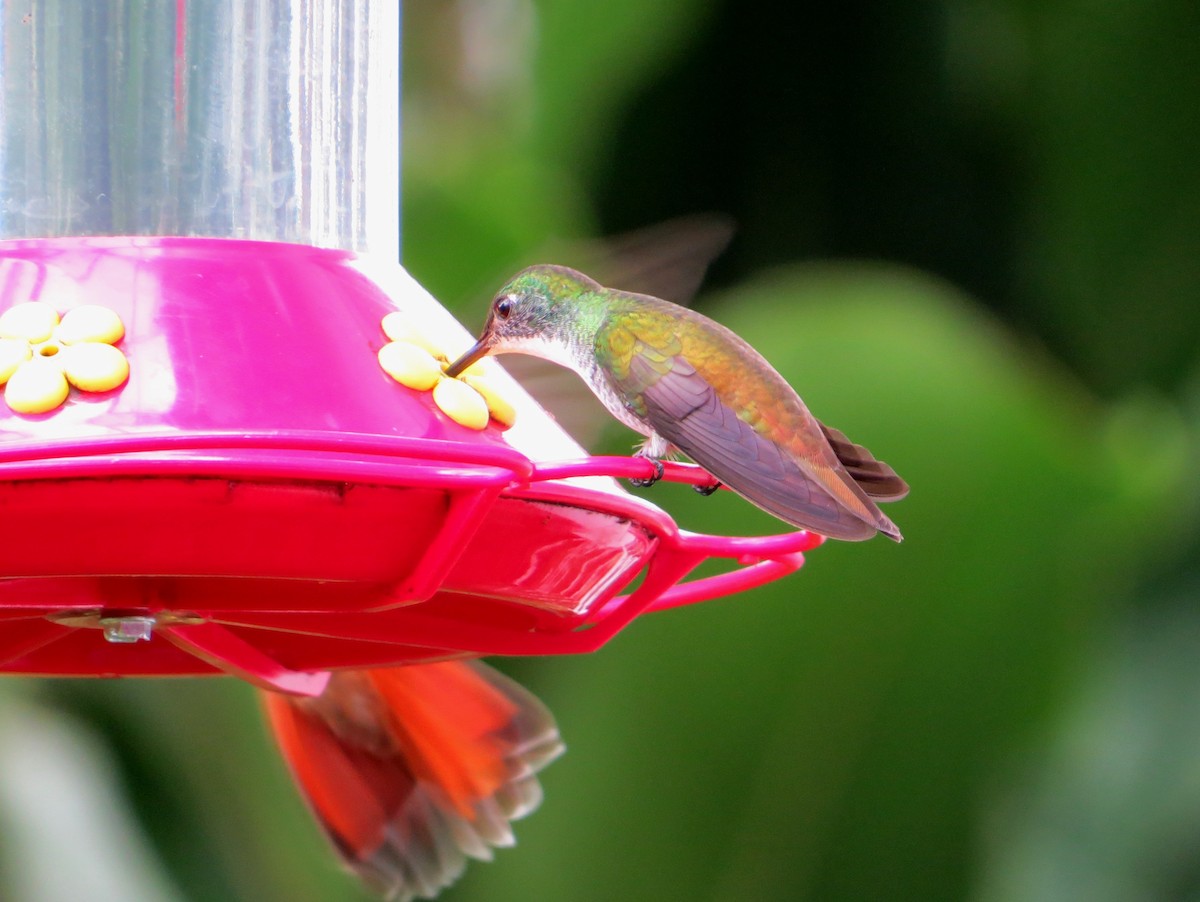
[444, 338, 491, 378]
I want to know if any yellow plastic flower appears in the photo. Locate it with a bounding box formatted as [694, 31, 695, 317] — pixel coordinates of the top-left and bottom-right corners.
[0, 302, 129, 414]
[377, 312, 516, 430]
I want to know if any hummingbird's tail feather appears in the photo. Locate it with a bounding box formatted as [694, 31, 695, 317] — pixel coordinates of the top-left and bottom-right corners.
[819, 423, 910, 502]
[263, 661, 563, 902]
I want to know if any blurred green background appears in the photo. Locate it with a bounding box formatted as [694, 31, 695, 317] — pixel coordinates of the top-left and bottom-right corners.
[4, 2, 1199, 900]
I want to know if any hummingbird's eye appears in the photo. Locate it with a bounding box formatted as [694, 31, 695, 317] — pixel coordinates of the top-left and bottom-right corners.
[494, 297, 513, 319]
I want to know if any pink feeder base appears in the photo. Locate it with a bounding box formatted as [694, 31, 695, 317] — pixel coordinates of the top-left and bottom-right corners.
[0, 238, 821, 695]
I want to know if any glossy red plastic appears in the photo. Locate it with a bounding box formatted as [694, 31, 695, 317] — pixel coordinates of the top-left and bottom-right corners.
[0, 238, 821, 694]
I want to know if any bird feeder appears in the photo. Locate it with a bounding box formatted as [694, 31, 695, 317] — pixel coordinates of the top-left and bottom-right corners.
[0, 3, 821, 698]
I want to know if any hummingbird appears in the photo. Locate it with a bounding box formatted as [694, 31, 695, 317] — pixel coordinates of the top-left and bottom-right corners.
[446, 265, 908, 541]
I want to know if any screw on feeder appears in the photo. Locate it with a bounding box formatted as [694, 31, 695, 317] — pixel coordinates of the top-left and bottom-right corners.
[100, 615, 156, 644]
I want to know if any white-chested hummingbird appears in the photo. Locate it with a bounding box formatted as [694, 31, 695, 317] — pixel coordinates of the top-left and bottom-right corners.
[446, 265, 907, 541]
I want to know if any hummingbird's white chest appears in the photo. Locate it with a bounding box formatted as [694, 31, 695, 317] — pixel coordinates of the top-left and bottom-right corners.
[579, 359, 654, 438]
[502, 329, 664, 451]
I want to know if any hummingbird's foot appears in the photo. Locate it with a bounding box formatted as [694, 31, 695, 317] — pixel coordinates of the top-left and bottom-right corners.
[630, 458, 665, 488]
[693, 479, 722, 496]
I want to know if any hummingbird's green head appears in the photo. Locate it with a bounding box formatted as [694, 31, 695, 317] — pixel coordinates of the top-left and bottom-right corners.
[444, 265, 602, 376]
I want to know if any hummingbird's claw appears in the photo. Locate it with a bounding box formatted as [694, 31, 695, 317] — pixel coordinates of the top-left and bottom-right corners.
[693, 479, 722, 496]
[630, 458, 665, 489]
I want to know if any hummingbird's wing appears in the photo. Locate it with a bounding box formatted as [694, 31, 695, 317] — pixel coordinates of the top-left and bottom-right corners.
[600, 304, 903, 541]
[628, 354, 894, 540]
[584, 214, 734, 304]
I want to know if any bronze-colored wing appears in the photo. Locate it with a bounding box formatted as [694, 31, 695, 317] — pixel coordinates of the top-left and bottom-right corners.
[588, 214, 735, 304]
[621, 351, 901, 541]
